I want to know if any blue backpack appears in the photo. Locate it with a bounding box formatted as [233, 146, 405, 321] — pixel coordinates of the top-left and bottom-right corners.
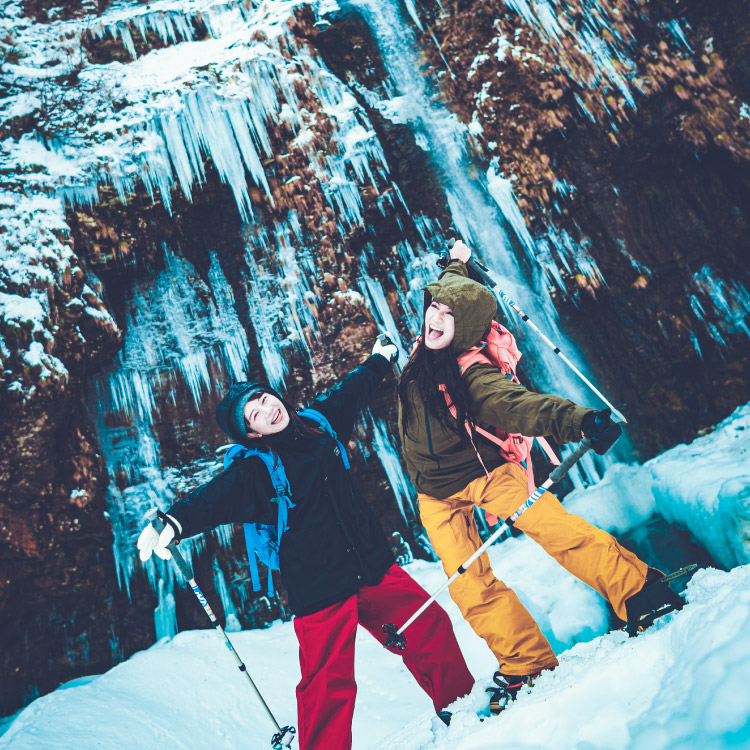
[222, 408, 350, 597]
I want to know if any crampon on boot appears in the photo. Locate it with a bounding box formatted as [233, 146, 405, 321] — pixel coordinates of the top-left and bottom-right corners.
[624, 567, 685, 637]
[486, 671, 539, 715]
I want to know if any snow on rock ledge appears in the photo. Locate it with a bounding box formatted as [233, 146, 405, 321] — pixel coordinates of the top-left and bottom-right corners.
[648, 404, 750, 569]
[564, 403, 750, 571]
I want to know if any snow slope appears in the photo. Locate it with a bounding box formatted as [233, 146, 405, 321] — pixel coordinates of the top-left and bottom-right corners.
[2, 566, 747, 750]
[2, 406, 749, 750]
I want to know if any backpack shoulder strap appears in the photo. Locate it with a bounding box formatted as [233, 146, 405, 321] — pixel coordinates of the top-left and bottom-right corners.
[223, 443, 294, 597]
[223, 444, 291, 502]
[457, 344, 493, 374]
[457, 321, 521, 380]
[298, 408, 350, 469]
[298, 407, 335, 435]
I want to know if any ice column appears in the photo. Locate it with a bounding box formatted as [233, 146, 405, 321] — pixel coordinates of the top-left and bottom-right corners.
[213, 561, 242, 632]
[154, 578, 178, 641]
[356, 0, 611, 414]
[369, 413, 418, 523]
[90, 245, 252, 594]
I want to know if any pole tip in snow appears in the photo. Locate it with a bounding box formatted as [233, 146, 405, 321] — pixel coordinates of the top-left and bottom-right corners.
[382, 623, 407, 651]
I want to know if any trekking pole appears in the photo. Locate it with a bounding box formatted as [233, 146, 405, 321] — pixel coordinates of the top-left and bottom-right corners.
[147, 512, 296, 750]
[376, 331, 402, 376]
[382, 438, 593, 650]
[438, 244, 627, 424]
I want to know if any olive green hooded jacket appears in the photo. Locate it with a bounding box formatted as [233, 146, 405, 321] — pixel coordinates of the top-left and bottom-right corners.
[398, 260, 592, 500]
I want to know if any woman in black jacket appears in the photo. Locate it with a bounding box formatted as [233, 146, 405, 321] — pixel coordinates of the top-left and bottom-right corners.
[136, 341, 474, 750]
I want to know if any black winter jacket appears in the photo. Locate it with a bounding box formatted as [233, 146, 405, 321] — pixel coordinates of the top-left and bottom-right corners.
[167, 354, 395, 617]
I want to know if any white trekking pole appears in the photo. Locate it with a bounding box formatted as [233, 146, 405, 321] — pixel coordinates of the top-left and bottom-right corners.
[382, 439, 593, 649]
[438, 242, 627, 424]
[147, 511, 296, 749]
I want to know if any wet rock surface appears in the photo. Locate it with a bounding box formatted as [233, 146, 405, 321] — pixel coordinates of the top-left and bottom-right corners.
[2, 0, 750, 718]
[409, 0, 750, 456]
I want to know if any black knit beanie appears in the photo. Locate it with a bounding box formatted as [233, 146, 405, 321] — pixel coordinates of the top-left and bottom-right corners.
[216, 381, 279, 444]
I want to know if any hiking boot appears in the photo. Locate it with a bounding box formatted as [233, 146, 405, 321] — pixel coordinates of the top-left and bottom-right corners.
[436, 710, 452, 726]
[624, 567, 684, 637]
[486, 671, 539, 715]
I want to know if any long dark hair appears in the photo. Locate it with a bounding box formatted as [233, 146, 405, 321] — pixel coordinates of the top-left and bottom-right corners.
[398, 336, 476, 440]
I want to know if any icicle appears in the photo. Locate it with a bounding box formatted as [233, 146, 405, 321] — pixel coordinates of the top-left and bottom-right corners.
[691, 266, 750, 342]
[368, 412, 418, 523]
[213, 561, 242, 632]
[90, 1, 249, 61]
[400, 0, 423, 31]
[662, 19, 692, 51]
[358, 268, 409, 367]
[207, 251, 251, 382]
[484, 166, 536, 259]
[154, 578, 178, 640]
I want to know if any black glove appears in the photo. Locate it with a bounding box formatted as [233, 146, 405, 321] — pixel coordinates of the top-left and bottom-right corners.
[581, 408, 622, 455]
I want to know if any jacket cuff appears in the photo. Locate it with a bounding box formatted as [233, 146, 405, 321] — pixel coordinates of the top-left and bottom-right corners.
[570, 406, 595, 442]
[438, 259, 469, 280]
[164, 503, 189, 538]
[362, 353, 391, 379]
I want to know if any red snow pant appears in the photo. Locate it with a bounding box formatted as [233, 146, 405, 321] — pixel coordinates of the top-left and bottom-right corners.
[293, 564, 474, 750]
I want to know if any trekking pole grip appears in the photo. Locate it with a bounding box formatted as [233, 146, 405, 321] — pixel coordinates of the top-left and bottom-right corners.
[166, 541, 193, 581]
[549, 438, 592, 484]
[440, 238, 498, 289]
[150, 514, 194, 580]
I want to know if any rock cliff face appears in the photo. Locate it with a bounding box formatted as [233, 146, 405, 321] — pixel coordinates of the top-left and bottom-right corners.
[1, 0, 749, 717]
[403, 0, 750, 455]
[1, 0, 428, 715]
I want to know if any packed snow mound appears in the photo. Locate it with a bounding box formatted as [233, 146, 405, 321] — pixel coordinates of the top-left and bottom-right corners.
[380, 566, 750, 750]
[562, 402, 750, 570]
[1, 566, 748, 750]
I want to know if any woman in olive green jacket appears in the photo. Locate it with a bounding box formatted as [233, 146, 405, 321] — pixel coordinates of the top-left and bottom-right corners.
[397, 241, 681, 714]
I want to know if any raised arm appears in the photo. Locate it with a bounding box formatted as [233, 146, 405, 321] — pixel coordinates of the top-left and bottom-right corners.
[438, 258, 469, 282]
[437, 239, 472, 281]
[308, 353, 392, 443]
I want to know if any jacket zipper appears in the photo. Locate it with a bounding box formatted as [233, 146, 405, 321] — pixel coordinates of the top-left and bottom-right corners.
[325, 446, 368, 576]
[424, 408, 440, 469]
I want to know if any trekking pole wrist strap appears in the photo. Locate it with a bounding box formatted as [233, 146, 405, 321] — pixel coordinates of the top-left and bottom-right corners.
[157, 509, 182, 541]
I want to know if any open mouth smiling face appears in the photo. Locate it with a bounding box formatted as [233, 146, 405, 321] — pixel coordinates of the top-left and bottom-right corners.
[244, 392, 290, 437]
[424, 300, 455, 350]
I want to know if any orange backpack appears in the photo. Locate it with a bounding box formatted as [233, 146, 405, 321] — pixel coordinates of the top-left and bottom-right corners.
[439, 320, 560, 525]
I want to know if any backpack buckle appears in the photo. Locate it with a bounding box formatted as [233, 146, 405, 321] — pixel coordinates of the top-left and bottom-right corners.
[271, 486, 288, 504]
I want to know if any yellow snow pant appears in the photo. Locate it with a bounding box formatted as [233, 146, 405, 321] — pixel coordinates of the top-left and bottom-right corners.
[418, 463, 648, 676]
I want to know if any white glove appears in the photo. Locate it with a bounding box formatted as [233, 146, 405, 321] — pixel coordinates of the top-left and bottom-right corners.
[136, 510, 182, 562]
[372, 334, 398, 363]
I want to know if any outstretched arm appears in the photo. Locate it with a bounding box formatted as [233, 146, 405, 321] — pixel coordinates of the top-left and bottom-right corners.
[466, 363, 592, 445]
[136, 456, 275, 561]
[167, 456, 275, 536]
[309, 353, 392, 442]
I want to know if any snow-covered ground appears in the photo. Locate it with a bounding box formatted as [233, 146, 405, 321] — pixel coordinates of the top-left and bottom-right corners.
[2, 405, 749, 750]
